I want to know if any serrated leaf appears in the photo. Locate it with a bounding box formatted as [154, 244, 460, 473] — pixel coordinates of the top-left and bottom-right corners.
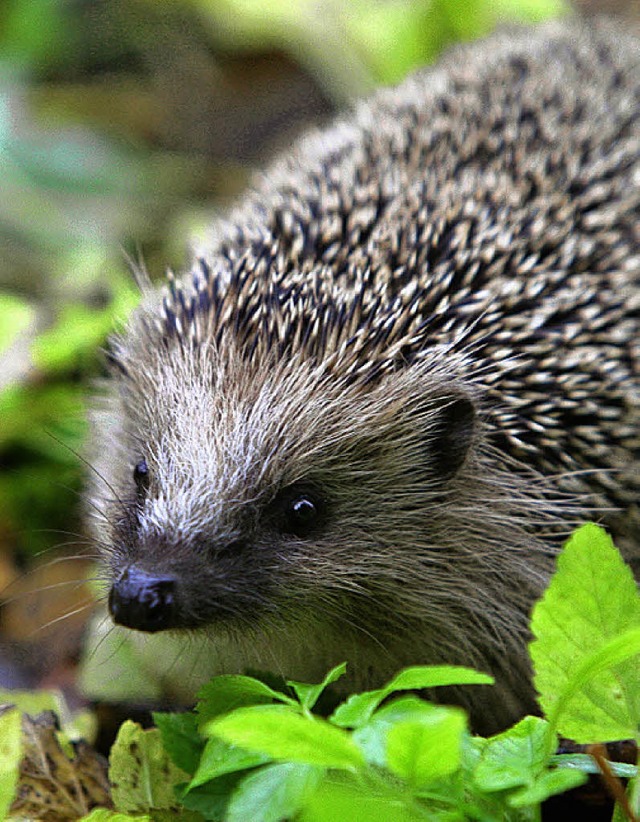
[0, 707, 21, 820]
[474, 716, 549, 791]
[226, 762, 323, 822]
[331, 665, 492, 728]
[287, 662, 347, 711]
[153, 712, 204, 777]
[508, 767, 587, 806]
[530, 523, 640, 742]
[546, 629, 640, 743]
[188, 736, 270, 790]
[386, 707, 467, 785]
[209, 705, 364, 770]
[196, 675, 296, 730]
[110, 722, 189, 814]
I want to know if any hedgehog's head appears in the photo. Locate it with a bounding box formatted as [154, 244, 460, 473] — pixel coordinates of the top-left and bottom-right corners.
[90, 261, 485, 657]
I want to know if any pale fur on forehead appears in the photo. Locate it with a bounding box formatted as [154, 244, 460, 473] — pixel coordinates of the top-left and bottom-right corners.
[125, 330, 472, 444]
[106, 321, 477, 553]
[111, 309, 478, 490]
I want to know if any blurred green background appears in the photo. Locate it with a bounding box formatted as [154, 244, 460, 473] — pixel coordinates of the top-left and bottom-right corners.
[2, 0, 615, 668]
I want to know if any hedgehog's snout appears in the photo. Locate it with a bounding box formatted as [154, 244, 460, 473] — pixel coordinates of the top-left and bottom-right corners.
[109, 567, 177, 633]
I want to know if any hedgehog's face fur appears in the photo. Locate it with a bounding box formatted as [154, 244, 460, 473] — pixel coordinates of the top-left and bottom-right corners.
[96, 325, 478, 640]
[91, 283, 555, 730]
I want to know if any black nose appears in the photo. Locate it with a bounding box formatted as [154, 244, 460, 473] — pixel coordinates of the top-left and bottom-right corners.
[109, 567, 177, 633]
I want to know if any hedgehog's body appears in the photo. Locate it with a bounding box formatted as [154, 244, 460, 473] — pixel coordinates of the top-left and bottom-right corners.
[92, 20, 639, 732]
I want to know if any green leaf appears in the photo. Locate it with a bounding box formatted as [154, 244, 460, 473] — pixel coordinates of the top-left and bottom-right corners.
[353, 696, 433, 767]
[0, 293, 35, 356]
[208, 705, 365, 770]
[287, 662, 347, 711]
[188, 736, 270, 790]
[386, 707, 467, 785]
[492, 0, 570, 22]
[196, 675, 297, 729]
[385, 666, 494, 691]
[176, 772, 244, 820]
[508, 768, 587, 806]
[109, 722, 189, 814]
[329, 691, 387, 730]
[226, 762, 323, 822]
[331, 665, 492, 728]
[530, 523, 640, 742]
[79, 811, 151, 821]
[547, 629, 640, 743]
[153, 712, 204, 777]
[342, 0, 435, 84]
[0, 382, 85, 453]
[0, 707, 22, 820]
[31, 302, 116, 372]
[2, 0, 74, 66]
[298, 776, 429, 822]
[474, 716, 549, 791]
[0, 688, 62, 719]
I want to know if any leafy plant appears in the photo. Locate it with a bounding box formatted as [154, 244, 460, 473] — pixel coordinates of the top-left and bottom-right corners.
[2, 522, 638, 820]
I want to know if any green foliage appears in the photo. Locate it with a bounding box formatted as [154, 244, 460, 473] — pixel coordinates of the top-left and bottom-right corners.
[80, 811, 151, 821]
[207, 706, 366, 771]
[196, 676, 299, 726]
[0, 294, 34, 355]
[1, 523, 639, 819]
[117, 525, 640, 819]
[287, 661, 347, 711]
[0, 381, 86, 556]
[195, 0, 569, 93]
[330, 665, 493, 728]
[0, 708, 21, 821]
[224, 762, 322, 822]
[1, 0, 76, 67]
[108, 721, 193, 816]
[530, 522, 640, 743]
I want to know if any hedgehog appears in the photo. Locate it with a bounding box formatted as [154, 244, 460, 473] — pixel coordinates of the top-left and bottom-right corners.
[89, 18, 639, 733]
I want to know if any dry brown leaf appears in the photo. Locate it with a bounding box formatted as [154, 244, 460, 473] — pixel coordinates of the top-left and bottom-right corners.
[9, 709, 112, 821]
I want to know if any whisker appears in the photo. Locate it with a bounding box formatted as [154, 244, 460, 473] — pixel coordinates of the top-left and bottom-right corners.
[44, 428, 125, 508]
[83, 614, 127, 669]
[27, 599, 97, 638]
[0, 576, 101, 607]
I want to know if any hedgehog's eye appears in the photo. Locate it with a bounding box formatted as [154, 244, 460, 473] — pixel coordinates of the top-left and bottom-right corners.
[133, 459, 149, 496]
[288, 497, 317, 531]
[277, 486, 324, 538]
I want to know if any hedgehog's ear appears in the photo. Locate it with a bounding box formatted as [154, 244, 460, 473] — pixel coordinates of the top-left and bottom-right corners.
[424, 391, 476, 482]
